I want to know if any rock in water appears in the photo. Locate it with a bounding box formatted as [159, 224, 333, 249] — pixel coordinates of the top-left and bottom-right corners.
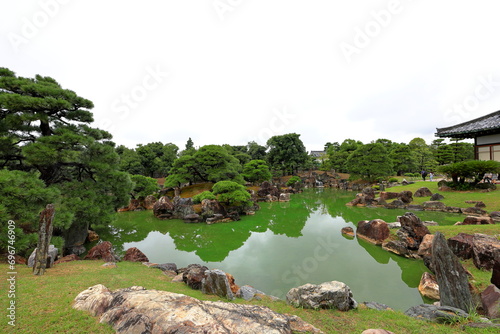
[431, 232, 473, 311]
[74, 285, 323, 333]
[286, 281, 357, 311]
[356, 219, 390, 245]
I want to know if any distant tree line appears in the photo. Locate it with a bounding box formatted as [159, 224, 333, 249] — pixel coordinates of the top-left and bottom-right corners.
[323, 137, 474, 181]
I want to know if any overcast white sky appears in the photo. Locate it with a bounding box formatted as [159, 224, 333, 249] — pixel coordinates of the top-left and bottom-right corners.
[2, 1, 500, 151]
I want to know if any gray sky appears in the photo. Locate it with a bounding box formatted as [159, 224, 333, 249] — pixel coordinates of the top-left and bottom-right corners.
[2, 0, 500, 151]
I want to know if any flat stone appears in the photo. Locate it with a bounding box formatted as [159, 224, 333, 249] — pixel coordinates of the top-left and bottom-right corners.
[405, 304, 469, 323]
[74, 284, 323, 334]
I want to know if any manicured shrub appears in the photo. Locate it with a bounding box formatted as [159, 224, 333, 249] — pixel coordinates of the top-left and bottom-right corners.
[192, 191, 216, 204]
[286, 176, 302, 187]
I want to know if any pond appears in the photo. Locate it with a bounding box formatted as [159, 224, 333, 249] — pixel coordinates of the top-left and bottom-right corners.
[97, 188, 463, 311]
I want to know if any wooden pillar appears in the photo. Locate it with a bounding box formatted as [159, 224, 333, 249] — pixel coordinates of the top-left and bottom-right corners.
[33, 204, 55, 276]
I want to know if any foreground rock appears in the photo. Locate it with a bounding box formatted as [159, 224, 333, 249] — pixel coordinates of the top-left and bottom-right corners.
[74, 284, 323, 334]
[286, 281, 357, 311]
[431, 232, 473, 312]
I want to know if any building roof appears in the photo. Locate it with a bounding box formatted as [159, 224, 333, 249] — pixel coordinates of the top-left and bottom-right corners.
[435, 110, 500, 139]
[309, 151, 326, 157]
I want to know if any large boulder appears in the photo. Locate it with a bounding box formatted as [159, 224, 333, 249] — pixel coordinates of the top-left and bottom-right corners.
[181, 264, 209, 290]
[201, 199, 227, 220]
[74, 285, 323, 334]
[236, 285, 266, 301]
[143, 195, 156, 210]
[490, 211, 500, 222]
[422, 201, 446, 211]
[286, 281, 357, 311]
[404, 304, 469, 323]
[447, 233, 474, 260]
[152, 196, 175, 219]
[257, 181, 280, 198]
[472, 233, 500, 270]
[201, 269, 235, 300]
[84, 241, 120, 262]
[414, 187, 432, 197]
[382, 240, 416, 258]
[492, 259, 500, 289]
[431, 232, 473, 311]
[398, 190, 413, 204]
[430, 193, 444, 201]
[28, 245, 58, 268]
[396, 212, 430, 250]
[356, 219, 390, 245]
[173, 197, 195, 218]
[462, 207, 488, 216]
[460, 216, 495, 225]
[417, 234, 434, 257]
[481, 284, 500, 319]
[379, 192, 399, 200]
[418, 272, 440, 300]
[123, 247, 149, 263]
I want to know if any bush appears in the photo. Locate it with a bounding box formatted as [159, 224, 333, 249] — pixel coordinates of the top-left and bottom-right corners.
[388, 177, 398, 183]
[438, 160, 500, 184]
[130, 174, 159, 199]
[286, 176, 302, 187]
[192, 191, 216, 204]
[212, 180, 251, 207]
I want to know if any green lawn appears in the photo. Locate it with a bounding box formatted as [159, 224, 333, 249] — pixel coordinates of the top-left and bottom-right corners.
[0, 260, 498, 334]
[386, 181, 500, 211]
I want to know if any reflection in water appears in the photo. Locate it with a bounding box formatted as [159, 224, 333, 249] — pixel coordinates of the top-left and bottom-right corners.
[97, 189, 456, 311]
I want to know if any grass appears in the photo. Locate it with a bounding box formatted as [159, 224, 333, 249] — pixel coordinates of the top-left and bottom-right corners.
[386, 181, 500, 211]
[1, 260, 499, 334]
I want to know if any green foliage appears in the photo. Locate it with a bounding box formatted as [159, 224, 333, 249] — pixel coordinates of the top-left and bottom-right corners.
[243, 160, 272, 184]
[346, 142, 393, 182]
[192, 190, 217, 204]
[135, 142, 178, 177]
[286, 175, 302, 186]
[409, 137, 437, 171]
[130, 174, 159, 199]
[389, 142, 418, 175]
[0, 170, 59, 254]
[325, 139, 363, 172]
[438, 160, 500, 184]
[212, 180, 251, 206]
[166, 145, 244, 186]
[266, 133, 308, 174]
[0, 68, 133, 250]
[388, 177, 398, 182]
[247, 141, 267, 160]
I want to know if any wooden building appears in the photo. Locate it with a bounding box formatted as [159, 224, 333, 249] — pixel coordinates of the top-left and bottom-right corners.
[435, 110, 500, 161]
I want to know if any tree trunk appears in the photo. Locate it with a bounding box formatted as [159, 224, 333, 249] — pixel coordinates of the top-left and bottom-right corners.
[33, 204, 55, 276]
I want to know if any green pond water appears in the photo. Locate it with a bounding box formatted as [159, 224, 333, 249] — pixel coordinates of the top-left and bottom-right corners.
[98, 189, 463, 311]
